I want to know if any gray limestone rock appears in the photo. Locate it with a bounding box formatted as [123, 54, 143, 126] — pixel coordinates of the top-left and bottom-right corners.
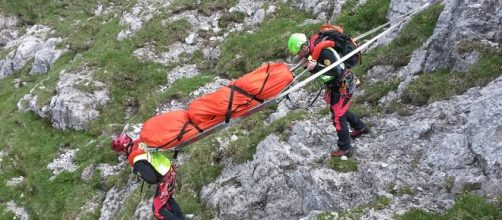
[46, 68, 109, 130]
[201, 76, 502, 219]
[99, 181, 139, 220]
[422, 0, 502, 72]
[0, 14, 18, 47]
[0, 25, 64, 78]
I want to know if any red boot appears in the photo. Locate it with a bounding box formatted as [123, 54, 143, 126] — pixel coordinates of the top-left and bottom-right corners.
[331, 148, 351, 157]
[350, 127, 370, 138]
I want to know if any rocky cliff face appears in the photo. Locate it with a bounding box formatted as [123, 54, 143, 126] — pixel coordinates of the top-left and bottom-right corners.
[423, 0, 502, 72]
[200, 0, 502, 219]
[201, 76, 502, 219]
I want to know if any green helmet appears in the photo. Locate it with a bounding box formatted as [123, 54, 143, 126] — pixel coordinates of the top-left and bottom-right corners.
[288, 33, 307, 55]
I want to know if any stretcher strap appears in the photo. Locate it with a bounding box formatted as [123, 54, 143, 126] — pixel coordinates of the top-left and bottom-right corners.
[156, 120, 203, 149]
[225, 85, 265, 123]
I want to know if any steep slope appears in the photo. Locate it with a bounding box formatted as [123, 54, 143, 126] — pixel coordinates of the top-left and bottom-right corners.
[0, 0, 500, 219]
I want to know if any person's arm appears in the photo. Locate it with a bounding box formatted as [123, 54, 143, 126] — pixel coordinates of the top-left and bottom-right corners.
[314, 49, 344, 78]
[132, 160, 163, 184]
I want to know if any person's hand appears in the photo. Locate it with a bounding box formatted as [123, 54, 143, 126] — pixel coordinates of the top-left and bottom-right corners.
[306, 59, 317, 71]
[300, 57, 309, 68]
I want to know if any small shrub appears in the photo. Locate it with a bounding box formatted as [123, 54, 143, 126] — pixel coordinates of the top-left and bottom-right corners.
[133, 17, 191, 52]
[387, 183, 416, 196]
[349, 101, 381, 118]
[219, 11, 246, 28]
[336, 0, 391, 36]
[327, 157, 358, 173]
[317, 211, 340, 220]
[370, 196, 392, 210]
[384, 100, 413, 116]
[443, 176, 455, 193]
[461, 182, 482, 194]
[360, 80, 400, 105]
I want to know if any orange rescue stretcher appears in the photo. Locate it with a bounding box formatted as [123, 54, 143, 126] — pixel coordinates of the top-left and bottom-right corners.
[141, 62, 299, 151]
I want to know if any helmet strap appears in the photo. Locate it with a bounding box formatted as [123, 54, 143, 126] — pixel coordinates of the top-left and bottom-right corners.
[125, 141, 133, 156]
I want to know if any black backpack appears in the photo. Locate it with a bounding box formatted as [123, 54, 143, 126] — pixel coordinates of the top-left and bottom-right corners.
[310, 29, 361, 68]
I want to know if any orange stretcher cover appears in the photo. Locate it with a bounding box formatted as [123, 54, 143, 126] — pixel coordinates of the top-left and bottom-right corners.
[187, 63, 293, 129]
[140, 110, 202, 149]
[231, 62, 294, 100]
[187, 86, 261, 129]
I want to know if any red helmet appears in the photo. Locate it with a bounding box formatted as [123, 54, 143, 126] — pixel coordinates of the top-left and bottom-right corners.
[111, 133, 133, 153]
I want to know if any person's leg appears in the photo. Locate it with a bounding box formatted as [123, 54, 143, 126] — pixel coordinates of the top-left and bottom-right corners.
[167, 197, 185, 220]
[335, 111, 351, 151]
[330, 92, 351, 152]
[153, 184, 184, 220]
[346, 110, 365, 131]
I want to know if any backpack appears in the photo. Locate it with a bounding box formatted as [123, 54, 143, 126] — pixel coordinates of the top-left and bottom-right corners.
[308, 24, 361, 68]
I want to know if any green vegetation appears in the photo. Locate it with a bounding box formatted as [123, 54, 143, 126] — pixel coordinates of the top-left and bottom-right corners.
[176, 136, 222, 218]
[386, 182, 417, 196]
[133, 16, 191, 52]
[171, 0, 238, 15]
[317, 211, 340, 220]
[333, 196, 392, 219]
[353, 3, 444, 73]
[116, 186, 156, 219]
[0, 208, 16, 219]
[401, 43, 502, 106]
[460, 182, 482, 194]
[443, 176, 455, 193]
[336, 0, 391, 36]
[216, 3, 319, 78]
[398, 194, 502, 220]
[319, 194, 501, 220]
[219, 11, 246, 29]
[327, 156, 358, 173]
[359, 80, 400, 105]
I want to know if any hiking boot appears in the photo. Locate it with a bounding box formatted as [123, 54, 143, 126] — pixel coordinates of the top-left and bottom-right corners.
[350, 127, 370, 138]
[331, 148, 351, 157]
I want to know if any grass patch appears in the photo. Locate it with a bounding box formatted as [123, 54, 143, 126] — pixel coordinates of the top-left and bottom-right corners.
[224, 109, 308, 163]
[334, 196, 392, 219]
[327, 157, 358, 173]
[460, 182, 482, 194]
[133, 17, 191, 52]
[335, 0, 391, 36]
[401, 44, 502, 106]
[171, 0, 238, 16]
[386, 182, 417, 196]
[384, 100, 413, 116]
[349, 102, 381, 118]
[397, 194, 502, 220]
[0, 206, 16, 219]
[317, 211, 340, 220]
[176, 136, 222, 218]
[358, 80, 400, 105]
[0, 69, 115, 218]
[219, 11, 246, 29]
[216, 3, 318, 79]
[443, 176, 455, 193]
[371, 196, 392, 210]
